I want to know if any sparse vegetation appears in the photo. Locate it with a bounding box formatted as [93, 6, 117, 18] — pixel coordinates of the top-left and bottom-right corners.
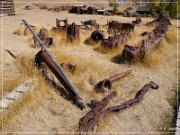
[94, 42, 124, 54]
[13, 24, 40, 36]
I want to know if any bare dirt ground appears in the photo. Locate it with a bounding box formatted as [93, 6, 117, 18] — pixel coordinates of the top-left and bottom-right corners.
[0, 3, 179, 135]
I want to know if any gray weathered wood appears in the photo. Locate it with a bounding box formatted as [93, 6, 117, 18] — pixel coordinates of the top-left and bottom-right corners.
[0, 98, 13, 109]
[0, 78, 37, 109]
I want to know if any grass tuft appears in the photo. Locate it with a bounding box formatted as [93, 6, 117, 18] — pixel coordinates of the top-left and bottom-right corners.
[94, 42, 124, 54]
[165, 26, 178, 44]
[13, 24, 40, 36]
[15, 55, 38, 76]
[143, 38, 168, 68]
[84, 37, 99, 46]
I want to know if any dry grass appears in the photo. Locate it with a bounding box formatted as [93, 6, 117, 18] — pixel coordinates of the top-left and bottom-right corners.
[143, 27, 178, 68]
[1, 54, 53, 129]
[94, 42, 124, 55]
[126, 31, 143, 46]
[146, 23, 157, 29]
[2, 55, 38, 98]
[53, 52, 120, 94]
[137, 38, 168, 68]
[49, 30, 66, 46]
[2, 55, 38, 97]
[27, 36, 35, 48]
[165, 26, 178, 44]
[84, 37, 99, 46]
[50, 29, 84, 46]
[15, 55, 38, 76]
[66, 38, 82, 46]
[112, 35, 171, 69]
[0, 89, 34, 128]
[2, 76, 28, 98]
[1, 76, 52, 128]
[13, 24, 40, 36]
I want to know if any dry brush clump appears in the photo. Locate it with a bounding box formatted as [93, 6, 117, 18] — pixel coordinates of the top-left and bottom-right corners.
[2, 75, 28, 98]
[2, 55, 38, 98]
[50, 29, 84, 46]
[2, 55, 39, 95]
[84, 37, 99, 46]
[94, 42, 124, 55]
[13, 24, 40, 36]
[15, 55, 38, 76]
[165, 26, 178, 44]
[139, 38, 168, 68]
[146, 23, 157, 29]
[50, 30, 66, 46]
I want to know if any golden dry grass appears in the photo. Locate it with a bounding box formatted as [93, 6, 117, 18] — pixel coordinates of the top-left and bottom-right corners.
[2, 76, 28, 97]
[146, 22, 158, 29]
[1, 54, 53, 128]
[13, 24, 40, 36]
[126, 31, 144, 46]
[143, 26, 177, 68]
[94, 42, 124, 54]
[165, 26, 178, 44]
[0, 89, 34, 128]
[52, 52, 124, 95]
[1, 76, 52, 128]
[84, 37, 99, 46]
[15, 55, 38, 76]
[133, 38, 168, 69]
[111, 32, 172, 69]
[2, 55, 38, 98]
[49, 30, 66, 46]
[3, 50, 115, 102]
[2, 54, 39, 97]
